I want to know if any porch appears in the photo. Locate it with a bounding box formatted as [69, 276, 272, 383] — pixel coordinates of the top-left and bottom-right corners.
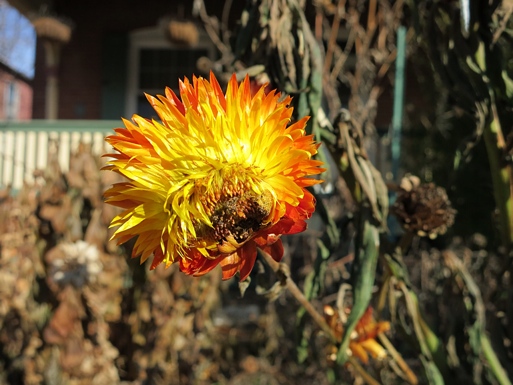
[0, 120, 118, 191]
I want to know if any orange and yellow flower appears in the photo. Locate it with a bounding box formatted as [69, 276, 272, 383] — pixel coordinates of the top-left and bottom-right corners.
[324, 306, 390, 364]
[103, 72, 324, 280]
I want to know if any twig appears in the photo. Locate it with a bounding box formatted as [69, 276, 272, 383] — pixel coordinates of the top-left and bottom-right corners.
[348, 358, 382, 385]
[366, 0, 377, 36]
[194, 0, 231, 56]
[351, 47, 395, 128]
[323, 0, 347, 75]
[492, 5, 513, 45]
[221, 0, 234, 45]
[330, 27, 355, 82]
[260, 250, 336, 341]
[340, 123, 383, 223]
[398, 231, 414, 254]
[378, 334, 418, 384]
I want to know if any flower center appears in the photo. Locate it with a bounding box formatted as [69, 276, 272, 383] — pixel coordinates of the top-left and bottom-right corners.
[195, 189, 273, 245]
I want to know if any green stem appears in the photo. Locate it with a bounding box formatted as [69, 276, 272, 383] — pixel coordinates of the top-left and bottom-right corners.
[482, 111, 513, 248]
[399, 282, 449, 379]
[475, 43, 513, 249]
[481, 334, 512, 385]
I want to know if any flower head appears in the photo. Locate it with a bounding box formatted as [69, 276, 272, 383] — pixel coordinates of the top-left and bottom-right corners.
[46, 241, 102, 288]
[324, 305, 390, 364]
[104, 72, 324, 280]
[392, 175, 456, 239]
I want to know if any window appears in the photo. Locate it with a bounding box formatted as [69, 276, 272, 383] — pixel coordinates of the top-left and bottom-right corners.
[4, 81, 18, 120]
[125, 21, 215, 117]
[137, 48, 208, 117]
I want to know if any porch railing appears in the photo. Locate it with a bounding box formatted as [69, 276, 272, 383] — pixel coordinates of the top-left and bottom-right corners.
[0, 120, 119, 191]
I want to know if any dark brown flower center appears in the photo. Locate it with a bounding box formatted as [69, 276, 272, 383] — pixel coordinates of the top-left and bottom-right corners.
[195, 190, 273, 244]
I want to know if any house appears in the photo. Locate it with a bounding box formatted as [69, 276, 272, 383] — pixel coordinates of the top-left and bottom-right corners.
[0, 59, 32, 120]
[2, 0, 236, 190]
[3, 0, 409, 191]
[7, 0, 236, 120]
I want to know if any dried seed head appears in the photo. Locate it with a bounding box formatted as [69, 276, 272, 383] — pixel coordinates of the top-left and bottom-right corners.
[392, 175, 456, 239]
[47, 241, 102, 288]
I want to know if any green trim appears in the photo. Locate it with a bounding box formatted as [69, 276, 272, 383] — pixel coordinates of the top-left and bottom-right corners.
[0, 120, 120, 133]
[391, 26, 407, 180]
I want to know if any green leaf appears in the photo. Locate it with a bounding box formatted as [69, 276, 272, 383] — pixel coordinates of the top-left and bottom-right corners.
[501, 70, 513, 98]
[296, 238, 332, 363]
[238, 276, 251, 297]
[336, 217, 380, 364]
[420, 355, 446, 385]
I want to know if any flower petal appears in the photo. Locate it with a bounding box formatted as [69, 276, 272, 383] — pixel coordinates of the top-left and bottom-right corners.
[104, 71, 324, 279]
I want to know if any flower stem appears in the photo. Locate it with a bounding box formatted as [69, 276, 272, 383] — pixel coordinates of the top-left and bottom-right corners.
[260, 250, 380, 385]
[481, 333, 512, 385]
[348, 358, 382, 385]
[260, 250, 336, 341]
[398, 231, 414, 254]
[378, 334, 418, 384]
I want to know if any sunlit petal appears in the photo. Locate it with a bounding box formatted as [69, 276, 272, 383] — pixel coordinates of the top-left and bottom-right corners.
[104, 72, 324, 280]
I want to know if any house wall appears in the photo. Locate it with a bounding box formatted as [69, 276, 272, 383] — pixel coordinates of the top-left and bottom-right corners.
[32, 0, 236, 120]
[0, 66, 32, 120]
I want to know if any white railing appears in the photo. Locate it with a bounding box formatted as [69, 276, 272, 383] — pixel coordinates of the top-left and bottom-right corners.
[0, 120, 119, 191]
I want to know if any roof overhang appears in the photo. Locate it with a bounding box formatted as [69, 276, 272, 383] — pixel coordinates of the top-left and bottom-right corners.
[6, 0, 53, 17]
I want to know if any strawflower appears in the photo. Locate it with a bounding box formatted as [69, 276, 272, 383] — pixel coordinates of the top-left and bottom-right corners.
[324, 305, 390, 364]
[104, 72, 324, 280]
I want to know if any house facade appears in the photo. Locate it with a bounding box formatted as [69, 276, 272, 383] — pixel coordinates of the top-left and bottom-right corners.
[3, 0, 410, 191]
[6, 0, 235, 120]
[0, 60, 32, 120]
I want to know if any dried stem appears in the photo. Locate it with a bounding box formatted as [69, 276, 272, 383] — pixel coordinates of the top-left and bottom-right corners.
[323, 0, 347, 75]
[194, 0, 231, 56]
[348, 358, 382, 385]
[492, 5, 513, 45]
[378, 334, 418, 384]
[398, 231, 415, 254]
[220, 0, 234, 45]
[330, 27, 355, 82]
[260, 249, 336, 340]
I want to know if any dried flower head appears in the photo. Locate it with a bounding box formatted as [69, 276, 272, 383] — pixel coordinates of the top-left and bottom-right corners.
[104, 72, 324, 280]
[392, 175, 456, 239]
[47, 241, 102, 288]
[324, 305, 390, 364]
